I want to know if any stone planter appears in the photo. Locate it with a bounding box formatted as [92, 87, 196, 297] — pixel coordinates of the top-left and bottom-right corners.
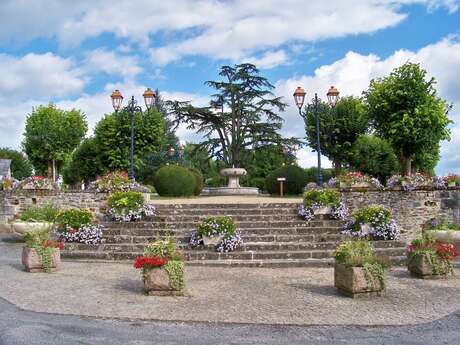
[11, 222, 53, 236]
[202, 235, 224, 246]
[351, 182, 371, 188]
[143, 267, 182, 296]
[448, 182, 456, 187]
[22, 246, 60, 273]
[408, 253, 452, 278]
[427, 230, 460, 261]
[334, 263, 385, 298]
[314, 206, 332, 215]
[339, 182, 349, 188]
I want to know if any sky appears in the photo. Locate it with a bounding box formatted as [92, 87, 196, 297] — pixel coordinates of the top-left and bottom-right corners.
[0, 0, 459, 174]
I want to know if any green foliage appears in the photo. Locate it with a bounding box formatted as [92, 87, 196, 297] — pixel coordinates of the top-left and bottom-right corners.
[164, 260, 185, 291]
[205, 175, 226, 187]
[348, 205, 392, 234]
[265, 165, 308, 195]
[144, 237, 181, 260]
[196, 216, 236, 238]
[168, 64, 299, 168]
[22, 104, 87, 177]
[246, 177, 266, 191]
[426, 218, 460, 231]
[305, 167, 335, 185]
[188, 167, 204, 196]
[0, 148, 33, 180]
[153, 165, 196, 197]
[365, 62, 452, 174]
[107, 191, 144, 213]
[55, 208, 93, 230]
[94, 108, 166, 171]
[303, 190, 340, 208]
[301, 96, 369, 172]
[62, 138, 106, 185]
[20, 204, 59, 223]
[349, 135, 399, 182]
[23, 228, 50, 247]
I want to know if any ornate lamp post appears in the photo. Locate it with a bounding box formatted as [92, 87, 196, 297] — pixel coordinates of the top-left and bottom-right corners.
[110, 88, 155, 180]
[293, 85, 340, 187]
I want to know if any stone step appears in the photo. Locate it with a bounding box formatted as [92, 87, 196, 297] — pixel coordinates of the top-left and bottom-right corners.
[152, 203, 301, 210]
[152, 214, 308, 222]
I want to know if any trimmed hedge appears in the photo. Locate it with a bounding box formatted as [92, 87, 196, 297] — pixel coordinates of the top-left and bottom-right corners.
[265, 165, 308, 195]
[189, 167, 204, 196]
[153, 165, 196, 197]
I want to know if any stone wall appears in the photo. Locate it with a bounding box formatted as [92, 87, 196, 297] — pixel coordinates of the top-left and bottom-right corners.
[341, 188, 460, 240]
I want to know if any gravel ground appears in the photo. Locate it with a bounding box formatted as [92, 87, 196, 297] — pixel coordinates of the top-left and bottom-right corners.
[148, 195, 303, 204]
[1, 237, 460, 326]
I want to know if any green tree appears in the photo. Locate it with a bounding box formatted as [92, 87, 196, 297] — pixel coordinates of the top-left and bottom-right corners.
[412, 142, 440, 175]
[62, 138, 106, 185]
[94, 108, 166, 171]
[348, 135, 399, 182]
[301, 96, 369, 173]
[168, 63, 298, 168]
[365, 62, 451, 175]
[0, 148, 33, 180]
[22, 104, 87, 179]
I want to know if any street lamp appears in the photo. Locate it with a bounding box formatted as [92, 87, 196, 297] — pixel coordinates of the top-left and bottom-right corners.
[110, 88, 155, 180]
[293, 85, 340, 187]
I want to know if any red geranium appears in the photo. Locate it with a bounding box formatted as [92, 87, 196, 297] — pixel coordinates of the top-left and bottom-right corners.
[436, 243, 460, 261]
[42, 240, 65, 250]
[133, 255, 168, 269]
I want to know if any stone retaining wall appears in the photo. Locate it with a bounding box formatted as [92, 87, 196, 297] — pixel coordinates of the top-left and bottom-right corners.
[341, 188, 460, 240]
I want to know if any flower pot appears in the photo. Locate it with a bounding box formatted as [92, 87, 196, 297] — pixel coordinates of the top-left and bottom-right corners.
[334, 263, 385, 298]
[22, 247, 60, 273]
[448, 182, 456, 187]
[407, 252, 452, 278]
[143, 267, 182, 296]
[339, 182, 348, 188]
[314, 206, 332, 215]
[202, 234, 224, 246]
[352, 182, 371, 188]
[11, 222, 53, 235]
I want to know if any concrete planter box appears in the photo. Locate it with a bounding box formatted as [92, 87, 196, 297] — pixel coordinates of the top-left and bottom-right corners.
[143, 267, 183, 296]
[314, 206, 332, 215]
[334, 263, 385, 298]
[202, 235, 224, 247]
[22, 247, 60, 273]
[11, 222, 53, 235]
[407, 253, 452, 278]
[351, 182, 371, 188]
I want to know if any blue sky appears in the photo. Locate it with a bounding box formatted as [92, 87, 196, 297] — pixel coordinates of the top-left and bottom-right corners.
[0, 0, 459, 174]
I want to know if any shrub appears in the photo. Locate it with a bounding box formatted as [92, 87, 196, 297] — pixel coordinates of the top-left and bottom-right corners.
[190, 216, 242, 252]
[247, 177, 266, 191]
[90, 171, 136, 193]
[107, 191, 155, 222]
[153, 165, 196, 197]
[19, 204, 60, 223]
[299, 190, 348, 221]
[55, 208, 93, 231]
[343, 205, 400, 240]
[305, 167, 335, 185]
[205, 175, 226, 187]
[265, 165, 308, 195]
[144, 237, 182, 260]
[188, 167, 204, 196]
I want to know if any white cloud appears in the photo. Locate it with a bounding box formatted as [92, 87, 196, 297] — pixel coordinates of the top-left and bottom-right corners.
[245, 50, 288, 69]
[0, 53, 85, 103]
[84, 49, 142, 78]
[275, 35, 460, 172]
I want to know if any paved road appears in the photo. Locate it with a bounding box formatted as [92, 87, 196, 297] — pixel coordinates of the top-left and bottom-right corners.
[1, 296, 460, 345]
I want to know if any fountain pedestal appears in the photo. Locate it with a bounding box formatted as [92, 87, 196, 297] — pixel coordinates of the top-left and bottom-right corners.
[204, 168, 259, 196]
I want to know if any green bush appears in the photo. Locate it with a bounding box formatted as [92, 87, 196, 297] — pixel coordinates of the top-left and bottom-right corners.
[205, 175, 226, 187]
[188, 167, 204, 196]
[265, 165, 308, 195]
[23, 228, 50, 247]
[20, 204, 59, 223]
[144, 237, 181, 260]
[248, 177, 266, 191]
[303, 190, 340, 208]
[55, 208, 93, 231]
[196, 216, 236, 238]
[107, 191, 144, 213]
[153, 165, 196, 197]
[332, 240, 391, 269]
[305, 167, 335, 184]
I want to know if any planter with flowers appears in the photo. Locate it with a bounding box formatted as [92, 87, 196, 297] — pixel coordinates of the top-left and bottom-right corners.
[343, 205, 400, 240]
[424, 218, 460, 257]
[90, 171, 149, 194]
[0, 177, 18, 191]
[387, 173, 432, 191]
[298, 189, 348, 221]
[445, 174, 460, 188]
[189, 216, 242, 252]
[329, 173, 383, 189]
[333, 240, 391, 298]
[134, 238, 185, 296]
[106, 191, 155, 222]
[19, 176, 55, 190]
[22, 228, 64, 273]
[11, 204, 59, 236]
[407, 234, 459, 278]
[55, 208, 103, 244]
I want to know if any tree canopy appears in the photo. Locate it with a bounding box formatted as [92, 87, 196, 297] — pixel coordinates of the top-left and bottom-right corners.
[22, 104, 87, 179]
[0, 147, 33, 180]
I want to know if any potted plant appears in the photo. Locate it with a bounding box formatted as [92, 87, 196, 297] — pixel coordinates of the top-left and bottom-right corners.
[22, 228, 64, 273]
[333, 240, 391, 298]
[11, 204, 59, 235]
[106, 191, 155, 222]
[424, 218, 460, 247]
[189, 216, 242, 252]
[19, 176, 55, 190]
[298, 189, 348, 221]
[334, 172, 383, 189]
[387, 173, 429, 191]
[445, 174, 460, 187]
[133, 238, 185, 296]
[55, 208, 103, 244]
[343, 205, 400, 240]
[407, 234, 459, 278]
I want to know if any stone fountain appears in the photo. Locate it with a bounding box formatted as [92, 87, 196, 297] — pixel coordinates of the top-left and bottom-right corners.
[205, 167, 259, 196]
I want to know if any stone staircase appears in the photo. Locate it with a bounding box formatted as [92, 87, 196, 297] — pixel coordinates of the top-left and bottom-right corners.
[62, 203, 408, 267]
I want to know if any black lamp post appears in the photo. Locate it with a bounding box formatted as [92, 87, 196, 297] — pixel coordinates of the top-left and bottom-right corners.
[110, 88, 155, 180]
[293, 85, 340, 187]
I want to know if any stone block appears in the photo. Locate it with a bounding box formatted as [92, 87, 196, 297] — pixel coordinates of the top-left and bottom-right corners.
[334, 263, 385, 298]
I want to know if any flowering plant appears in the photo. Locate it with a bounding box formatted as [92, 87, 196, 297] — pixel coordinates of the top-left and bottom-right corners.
[445, 174, 460, 186]
[432, 176, 447, 189]
[106, 191, 155, 222]
[190, 216, 243, 252]
[423, 218, 460, 232]
[298, 189, 348, 221]
[133, 255, 168, 269]
[387, 173, 430, 191]
[54, 208, 103, 244]
[90, 171, 142, 193]
[330, 173, 383, 189]
[19, 176, 55, 190]
[343, 205, 400, 240]
[23, 228, 64, 273]
[0, 176, 18, 190]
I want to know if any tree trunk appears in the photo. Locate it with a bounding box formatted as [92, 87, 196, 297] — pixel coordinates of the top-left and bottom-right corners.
[47, 161, 53, 179]
[399, 153, 412, 176]
[333, 160, 342, 175]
